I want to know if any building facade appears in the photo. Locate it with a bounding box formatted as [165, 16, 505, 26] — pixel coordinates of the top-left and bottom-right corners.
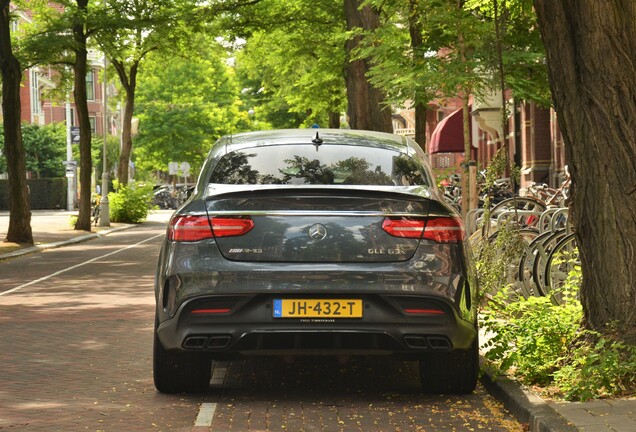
[397, 93, 568, 191]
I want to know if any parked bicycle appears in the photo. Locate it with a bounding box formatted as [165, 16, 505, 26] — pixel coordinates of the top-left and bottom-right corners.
[469, 199, 579, 305]
[91, 193, 101, 226]
[153, 184, 193, 210]
[442, 175, 462, 212]
[521, 178, 571, 208]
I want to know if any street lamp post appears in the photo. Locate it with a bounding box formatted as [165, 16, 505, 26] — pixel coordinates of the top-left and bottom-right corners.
[99, 52, 110, 227]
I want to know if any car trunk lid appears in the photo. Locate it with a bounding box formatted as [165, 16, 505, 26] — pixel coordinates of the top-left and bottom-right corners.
[204, 189, 433, 263]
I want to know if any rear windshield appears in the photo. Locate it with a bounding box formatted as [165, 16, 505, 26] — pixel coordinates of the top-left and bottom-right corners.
[208, 144, 431, 186]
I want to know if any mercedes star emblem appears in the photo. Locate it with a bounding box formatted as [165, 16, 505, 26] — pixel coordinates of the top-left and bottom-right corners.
[308, 223, 328, 241]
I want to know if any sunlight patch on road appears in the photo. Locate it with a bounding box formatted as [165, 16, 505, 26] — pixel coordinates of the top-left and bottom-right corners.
[0, 234, 164, 297]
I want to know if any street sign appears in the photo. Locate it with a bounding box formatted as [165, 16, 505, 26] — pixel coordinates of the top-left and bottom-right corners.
[179, 162, 191, 176]
[168, 162, 179, 175]
[169, 162, 190, 176]
[64, 160, 76, 177]
[70, 127, 80, 144]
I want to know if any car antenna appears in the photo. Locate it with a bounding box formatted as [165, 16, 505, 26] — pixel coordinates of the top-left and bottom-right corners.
[312, 131, 323, 150]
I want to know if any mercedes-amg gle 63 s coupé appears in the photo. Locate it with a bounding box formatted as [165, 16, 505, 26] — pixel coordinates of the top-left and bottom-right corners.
[153, 129, 479, 394]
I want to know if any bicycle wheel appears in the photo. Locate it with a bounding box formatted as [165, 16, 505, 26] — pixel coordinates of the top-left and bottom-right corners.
[92, 206, 100, 226]
[517, 230, 555, 297]
[544, 233, 579, 305]
[490, 197, 547, 230]
[531, 229, 567, 296]
[481, 228, 539, 302]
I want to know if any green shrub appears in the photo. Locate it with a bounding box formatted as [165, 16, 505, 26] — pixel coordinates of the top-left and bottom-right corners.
[481, 280, 583, 386]
[475, 220, 527, 305]
[108, 182, 154, 224]
[553, 330, 636, 401]
[480, 261, 636, 401]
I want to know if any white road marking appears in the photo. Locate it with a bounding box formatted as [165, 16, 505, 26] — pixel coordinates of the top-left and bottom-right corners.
[210, 361, 229, 386]
[0, 233, 164, 297]
[195, 403, 217, 427]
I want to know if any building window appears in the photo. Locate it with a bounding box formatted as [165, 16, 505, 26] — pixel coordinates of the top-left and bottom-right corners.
[30, 70, 42, 115]
[89, 116, 96, 134]
[434, 155, 451, 169]
[86, 70, 95, 101]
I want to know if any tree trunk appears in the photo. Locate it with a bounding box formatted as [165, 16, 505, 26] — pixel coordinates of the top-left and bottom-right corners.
[117, 86, 135, 186]
[343, 0, 392, 132]
[413, 103, 427, 150]
[115, 61, 138, 186]
[534, 0, 636, 341]
[72, 0, 93, 231]
[0, 0, 33, 244]
[328, 111, 340, 129]
[408, 0, 428, 150]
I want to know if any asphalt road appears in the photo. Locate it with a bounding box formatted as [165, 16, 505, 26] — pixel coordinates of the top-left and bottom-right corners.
[0, 220, 524, 432]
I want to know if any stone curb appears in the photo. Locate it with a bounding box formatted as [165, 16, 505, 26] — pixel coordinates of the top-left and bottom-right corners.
[479, 366, 578, 432]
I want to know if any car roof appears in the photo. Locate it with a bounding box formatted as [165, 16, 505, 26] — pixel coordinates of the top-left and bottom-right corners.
[216, 128, 414, 154]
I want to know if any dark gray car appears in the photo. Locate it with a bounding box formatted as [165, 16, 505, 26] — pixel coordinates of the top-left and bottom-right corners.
[153, 129, 479, 394]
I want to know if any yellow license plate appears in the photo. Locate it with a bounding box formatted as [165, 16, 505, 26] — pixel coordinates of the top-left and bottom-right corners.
[273, 299, 363, 318]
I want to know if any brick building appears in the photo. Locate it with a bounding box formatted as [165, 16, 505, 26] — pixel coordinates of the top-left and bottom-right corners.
[9, 5, 109, 136]
[395, 93, 568, 191]
[21, 55, 108, 136]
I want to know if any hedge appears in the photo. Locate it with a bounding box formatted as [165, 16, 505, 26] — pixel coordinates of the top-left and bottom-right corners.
[0, 178, 68, 210]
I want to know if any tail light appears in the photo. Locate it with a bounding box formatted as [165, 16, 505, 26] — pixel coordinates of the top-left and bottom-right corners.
[382, 216, 464, 243]
[168, 215, 254, 241]
[423, 217, 464, 243]
[211, 217, 254, 237]
[382, 217, 425, 238]
[168, 215, 214, 241]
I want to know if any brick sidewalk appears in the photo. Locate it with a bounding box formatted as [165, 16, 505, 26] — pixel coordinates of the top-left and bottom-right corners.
[0, 210, 171, 259]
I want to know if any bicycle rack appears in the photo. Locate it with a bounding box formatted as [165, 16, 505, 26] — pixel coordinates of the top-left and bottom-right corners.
[465, 208, 485, 236]
[550, 208, 570, 233]
[538, 208, 560, 233]
[495, 210, 544, 227]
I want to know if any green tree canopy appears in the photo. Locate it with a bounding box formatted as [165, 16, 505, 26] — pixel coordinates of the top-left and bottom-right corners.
[361, 0, 549, 109]
[0, 123, 67, 179]
[230, 0, 347, 129]
[21, 123, 66, 178]
[133, 41, 242, 178]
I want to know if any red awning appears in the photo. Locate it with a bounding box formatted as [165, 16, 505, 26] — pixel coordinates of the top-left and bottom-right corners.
[429, 108, 465, 154]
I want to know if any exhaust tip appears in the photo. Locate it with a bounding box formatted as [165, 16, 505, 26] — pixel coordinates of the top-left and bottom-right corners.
[427, 336, 452, 350]
[207, 336, 231, 349]
[404, 336, 428, 349]
[403, 335, 453, 350]
[183, 336, 208, 349]
[183, 335, 232, 350]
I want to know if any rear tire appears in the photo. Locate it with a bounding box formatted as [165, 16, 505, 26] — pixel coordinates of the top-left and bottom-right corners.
[419, 337, 479, 394]
[153, 322, 212, 394]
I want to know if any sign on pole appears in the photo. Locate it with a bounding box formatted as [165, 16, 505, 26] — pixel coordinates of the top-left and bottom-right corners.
[70, 127, 80, 144]
[179, 162, 191, 176]
[63, 160, 77, 178]
[168, 162, 179, 175]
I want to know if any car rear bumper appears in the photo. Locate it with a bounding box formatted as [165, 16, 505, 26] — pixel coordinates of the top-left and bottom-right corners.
[156, 294, 478, 358]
